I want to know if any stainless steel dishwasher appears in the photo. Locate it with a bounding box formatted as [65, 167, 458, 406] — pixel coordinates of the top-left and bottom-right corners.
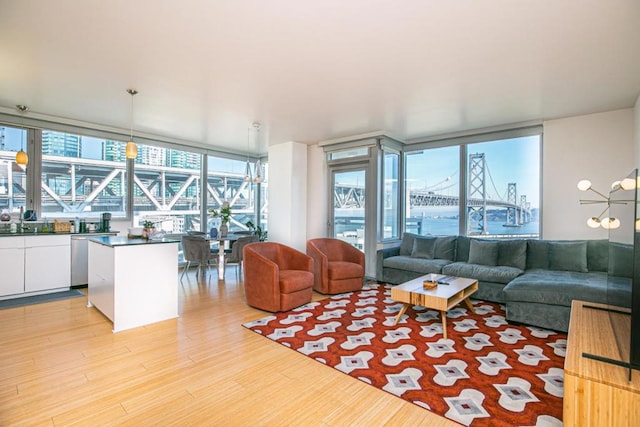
[71, 233, 116, 286]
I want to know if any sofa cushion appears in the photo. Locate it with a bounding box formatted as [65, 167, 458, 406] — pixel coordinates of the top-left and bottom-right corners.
[548, 241, 588, 273]
[434, 236, 457, 261]
[442, 261, 523, 284]
[411, 236, 436, 259]
[503, 269, 631, 308]
[456, 235, 471, 262]
[526, 240, 549, 269]
[468, 239, 499, 266]
[383, 255, 451, 275]
[609, 242, 634, 278]
[498, 240, 527, 270]
[399, 233, 418, 256]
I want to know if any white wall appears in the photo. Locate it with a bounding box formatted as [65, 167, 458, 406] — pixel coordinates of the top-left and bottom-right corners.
[267, 141, 308, 251]
[306, 144, 328, 239]
[542, 108, 635, 240]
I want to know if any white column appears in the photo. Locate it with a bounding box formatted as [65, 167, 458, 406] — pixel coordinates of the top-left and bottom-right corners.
[268, 141, 308, 251]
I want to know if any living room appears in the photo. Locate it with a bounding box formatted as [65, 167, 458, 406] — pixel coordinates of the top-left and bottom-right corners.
[1, 1, 640, 425]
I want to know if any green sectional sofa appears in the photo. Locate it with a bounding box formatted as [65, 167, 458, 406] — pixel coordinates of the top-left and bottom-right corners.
[376, 233, 633, 332]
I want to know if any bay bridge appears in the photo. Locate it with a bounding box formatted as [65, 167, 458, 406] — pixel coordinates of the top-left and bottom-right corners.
[335, 153, 533, 235]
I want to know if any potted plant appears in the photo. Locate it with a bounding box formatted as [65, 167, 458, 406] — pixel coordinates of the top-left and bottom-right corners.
[245, 220, 267, 241]
[141, 220, 155, 239]
[209, 203, 232, 237]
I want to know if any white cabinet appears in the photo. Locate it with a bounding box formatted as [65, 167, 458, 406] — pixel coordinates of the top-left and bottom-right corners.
[0, 237, 25, 297]
[24, 235, 71, 293]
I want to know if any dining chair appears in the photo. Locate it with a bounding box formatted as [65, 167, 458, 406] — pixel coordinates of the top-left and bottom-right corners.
[180, 235, 217, 282]
[225, 235, 259, 281]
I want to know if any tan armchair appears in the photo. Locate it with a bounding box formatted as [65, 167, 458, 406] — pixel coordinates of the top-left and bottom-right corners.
[306, 238, 365, 294]
[243, 242, 314, 312]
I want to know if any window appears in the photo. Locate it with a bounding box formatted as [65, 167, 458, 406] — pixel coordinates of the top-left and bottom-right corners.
[133, 144, 202, 232]
[382, 151, 400, 239]
[40, 131, 127, 220]
[405, 146, 460, 236]
[404, 130, 541, 238]
[0, 126, 28, 214]
[206, 156, 255, 233]
[466, 136, 540, 237]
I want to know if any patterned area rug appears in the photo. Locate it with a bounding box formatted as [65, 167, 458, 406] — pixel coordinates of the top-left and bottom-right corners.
[243, 282, 566, 426]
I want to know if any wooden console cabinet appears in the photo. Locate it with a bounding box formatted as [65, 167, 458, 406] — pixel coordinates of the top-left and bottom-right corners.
[564, 300, 640, 426]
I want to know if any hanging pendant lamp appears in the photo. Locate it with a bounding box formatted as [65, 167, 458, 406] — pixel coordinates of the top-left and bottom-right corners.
[125, 89, 138, 159]
[243, 127, 252, 182]
[15, 105, 29, 166]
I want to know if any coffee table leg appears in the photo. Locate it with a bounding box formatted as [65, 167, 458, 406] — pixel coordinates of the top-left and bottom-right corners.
[441, 311, 447, 339]
[464, 298, 475, 314]
[394, 303, 410, 325]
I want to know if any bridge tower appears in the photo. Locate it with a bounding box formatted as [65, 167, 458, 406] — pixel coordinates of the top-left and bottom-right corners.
[468, 153, 487, 234]
[520, 195, 528, 224]
[505, 182, 518, 226]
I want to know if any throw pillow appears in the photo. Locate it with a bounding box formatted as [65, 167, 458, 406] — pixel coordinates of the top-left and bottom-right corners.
[399, 233, 418, 256]
[468, 239, 499, 266]
[434, 236, 457, 260]
[548, 241, 588, 273]
[411, 236, 437, 259]
[498, 240, 527, 270]
[526, 240, 549, 269]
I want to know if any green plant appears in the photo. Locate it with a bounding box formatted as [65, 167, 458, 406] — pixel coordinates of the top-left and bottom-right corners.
[209, 205, 232, 224]
[245, 220, 268, 241]
[142, 220, 155, 229]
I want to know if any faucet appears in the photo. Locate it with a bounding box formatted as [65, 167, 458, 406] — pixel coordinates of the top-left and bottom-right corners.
[19, 206, 24, 231]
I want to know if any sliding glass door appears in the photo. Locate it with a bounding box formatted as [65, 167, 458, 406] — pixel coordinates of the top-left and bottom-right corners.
[331, 167, 367, 251]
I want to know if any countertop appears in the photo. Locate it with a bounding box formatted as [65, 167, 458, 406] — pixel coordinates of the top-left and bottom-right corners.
[88, 236, 180, 248]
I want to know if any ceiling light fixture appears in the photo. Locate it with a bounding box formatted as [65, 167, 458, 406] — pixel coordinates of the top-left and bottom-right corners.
[15, 105, 29, 166]
[252, 122, 262, 183]
[577, 178, 629, 230]
[125, 89, 138, 159]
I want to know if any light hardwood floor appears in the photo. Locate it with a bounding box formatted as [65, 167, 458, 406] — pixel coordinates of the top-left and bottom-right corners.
[0, 268, 456, 426]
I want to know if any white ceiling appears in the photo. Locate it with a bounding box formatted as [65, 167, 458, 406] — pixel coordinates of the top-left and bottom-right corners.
[1, 0, 639, 155]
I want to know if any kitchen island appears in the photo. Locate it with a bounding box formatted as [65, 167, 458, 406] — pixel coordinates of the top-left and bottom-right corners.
[87, 236, 179, 332]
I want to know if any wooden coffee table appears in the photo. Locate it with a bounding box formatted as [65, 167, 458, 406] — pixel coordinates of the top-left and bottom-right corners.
[390, 274, 478, 338]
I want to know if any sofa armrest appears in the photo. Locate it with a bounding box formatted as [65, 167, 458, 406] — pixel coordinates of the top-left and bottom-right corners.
[376, 246, 400, 282]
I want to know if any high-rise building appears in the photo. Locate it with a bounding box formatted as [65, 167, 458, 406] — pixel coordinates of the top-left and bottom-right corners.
[42, 131, 81, 157]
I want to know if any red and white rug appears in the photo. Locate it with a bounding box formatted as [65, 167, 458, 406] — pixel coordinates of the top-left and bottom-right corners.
[243, 282, 566, 426]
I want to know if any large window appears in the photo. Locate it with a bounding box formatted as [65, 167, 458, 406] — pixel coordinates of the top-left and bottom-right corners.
[405, 131, 540, 238]
[40, 131, 127, 219]
[206, 156, 256, 234]
[405, 146, 460, 236]
[0, 126, 28, 215]
[466, 136, 540, 237]
[133, 144, 201, 232]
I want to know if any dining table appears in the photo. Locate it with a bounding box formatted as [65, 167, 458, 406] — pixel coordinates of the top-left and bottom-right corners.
[208, 233, 242, 280]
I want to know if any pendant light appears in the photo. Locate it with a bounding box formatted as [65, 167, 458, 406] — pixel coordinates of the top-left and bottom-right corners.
[15, 105, 29, 166]
[252, 122, 262, 183]
[243, 126, 252, 182]
[125, 89, 138, 159]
